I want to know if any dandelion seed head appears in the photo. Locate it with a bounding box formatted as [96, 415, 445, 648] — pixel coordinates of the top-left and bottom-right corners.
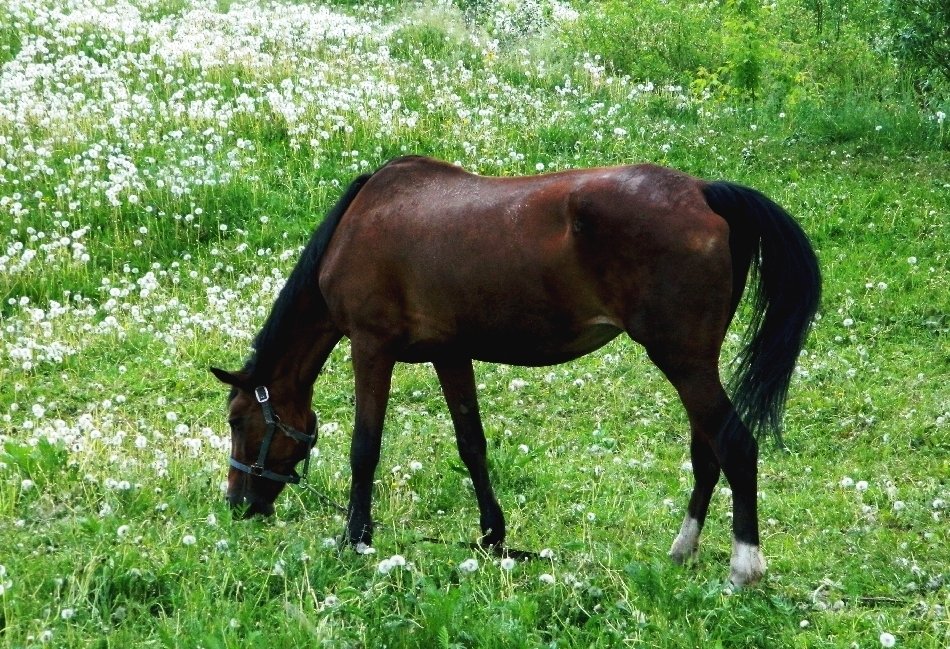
[459, 558, 479, 573]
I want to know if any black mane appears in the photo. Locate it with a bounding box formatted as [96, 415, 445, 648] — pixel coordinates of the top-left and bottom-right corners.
[241, 173, 374, 381]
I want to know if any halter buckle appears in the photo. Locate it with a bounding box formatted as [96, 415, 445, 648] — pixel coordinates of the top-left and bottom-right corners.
[254, 386, 270, 404]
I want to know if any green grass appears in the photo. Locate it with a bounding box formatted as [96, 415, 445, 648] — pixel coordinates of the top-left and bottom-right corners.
[1, 1, 948, 647]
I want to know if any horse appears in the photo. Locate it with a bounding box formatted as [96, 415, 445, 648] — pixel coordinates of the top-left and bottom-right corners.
[211, 155, 820, 586]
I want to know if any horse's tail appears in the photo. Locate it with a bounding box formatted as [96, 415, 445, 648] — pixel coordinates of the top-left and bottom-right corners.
[702, 181, 821, 444]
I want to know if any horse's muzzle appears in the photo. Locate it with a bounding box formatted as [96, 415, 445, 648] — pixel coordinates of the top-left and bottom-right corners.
[227, 490, 276, 518]
[227, 471, 279, 517]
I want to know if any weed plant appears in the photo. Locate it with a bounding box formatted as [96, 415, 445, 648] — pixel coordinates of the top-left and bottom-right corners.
[0, 1, 947, 647]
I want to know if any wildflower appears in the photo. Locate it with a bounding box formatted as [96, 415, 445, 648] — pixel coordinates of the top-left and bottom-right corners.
[20, 479, 34, 492]
[840, 476, 854, 488]
[116, 525, 130, 538]
[61, 608, 75, 620]
[182, 534, 197, 546]
[459, 558, 479, 573]
[539, 548, 555, 559]
[500, 557, 516, 571]
[355, 542, 375, 555]
[508, 378, 527, 391]
[880, 632, 896, 647]
[856, 481, 869, 492]
[539, 573, 555, 584]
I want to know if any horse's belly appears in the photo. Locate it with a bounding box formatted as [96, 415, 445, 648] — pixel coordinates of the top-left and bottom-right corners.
[399, 320, 623, 367]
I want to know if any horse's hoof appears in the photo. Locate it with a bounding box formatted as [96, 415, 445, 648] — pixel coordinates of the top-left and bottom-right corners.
[480, 526, 505, 548]
[669, 546, 698, 565]
[729, 541, 766, 587]
[669, 517, 700, 564]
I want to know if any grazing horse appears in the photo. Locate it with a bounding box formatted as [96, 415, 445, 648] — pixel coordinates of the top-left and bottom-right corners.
[211, 155, 820, 586]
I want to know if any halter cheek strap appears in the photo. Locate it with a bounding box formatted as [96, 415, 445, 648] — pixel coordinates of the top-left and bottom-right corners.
[228, 386, 318, 485]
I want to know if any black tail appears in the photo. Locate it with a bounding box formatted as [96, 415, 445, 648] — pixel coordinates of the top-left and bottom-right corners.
[703, 181, 821, 443]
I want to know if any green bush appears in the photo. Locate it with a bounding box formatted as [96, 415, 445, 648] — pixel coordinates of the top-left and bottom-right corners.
[564, 0, 722, 83]
[887, 0, 950, 98]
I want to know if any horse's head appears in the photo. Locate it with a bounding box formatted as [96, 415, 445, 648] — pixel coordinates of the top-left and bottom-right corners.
[210, 367, 318, 517]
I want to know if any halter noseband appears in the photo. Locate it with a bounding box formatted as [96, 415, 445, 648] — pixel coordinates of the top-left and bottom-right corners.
[229, 386, 317, 484]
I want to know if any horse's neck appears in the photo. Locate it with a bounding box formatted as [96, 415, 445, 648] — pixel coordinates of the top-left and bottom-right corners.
[257, 326, 340, 401]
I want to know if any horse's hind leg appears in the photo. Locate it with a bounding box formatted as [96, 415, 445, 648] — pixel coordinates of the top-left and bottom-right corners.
[434, 358, 506, 547]
[669, 431, 721, 564]
[345, 341, 395, 547]
[647, 348, 765, 587]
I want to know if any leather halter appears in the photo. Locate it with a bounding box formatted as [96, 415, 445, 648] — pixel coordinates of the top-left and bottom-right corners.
[228, 386, 317, 484]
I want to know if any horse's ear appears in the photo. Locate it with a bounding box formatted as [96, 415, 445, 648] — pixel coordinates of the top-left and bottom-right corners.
[210, 367, 247, 389]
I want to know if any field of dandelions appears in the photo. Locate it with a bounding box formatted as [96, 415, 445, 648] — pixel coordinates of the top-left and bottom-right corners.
[0, 0, 947, 646]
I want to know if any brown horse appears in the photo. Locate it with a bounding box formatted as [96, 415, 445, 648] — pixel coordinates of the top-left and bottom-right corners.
[211, 155, 820, 586]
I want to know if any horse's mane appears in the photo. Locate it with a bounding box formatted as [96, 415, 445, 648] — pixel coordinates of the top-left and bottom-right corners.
[242, 173, 374, 381]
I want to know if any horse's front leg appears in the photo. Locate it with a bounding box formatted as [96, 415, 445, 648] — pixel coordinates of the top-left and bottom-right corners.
[434, 358, 506, 547]
[346, 344, 395, 547]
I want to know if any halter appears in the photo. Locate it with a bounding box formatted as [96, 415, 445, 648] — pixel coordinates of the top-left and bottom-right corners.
[228, 386, 317, 484]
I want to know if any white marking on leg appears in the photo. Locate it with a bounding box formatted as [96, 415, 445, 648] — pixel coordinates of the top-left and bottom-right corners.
[729, 538, 766, 587]
[669, 516, 701, 564]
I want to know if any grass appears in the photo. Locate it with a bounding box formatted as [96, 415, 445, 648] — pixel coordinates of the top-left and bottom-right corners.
[1, 0, 948, 647]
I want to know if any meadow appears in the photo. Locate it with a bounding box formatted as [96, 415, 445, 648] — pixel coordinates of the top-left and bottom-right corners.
[0, 0, 947, 646]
